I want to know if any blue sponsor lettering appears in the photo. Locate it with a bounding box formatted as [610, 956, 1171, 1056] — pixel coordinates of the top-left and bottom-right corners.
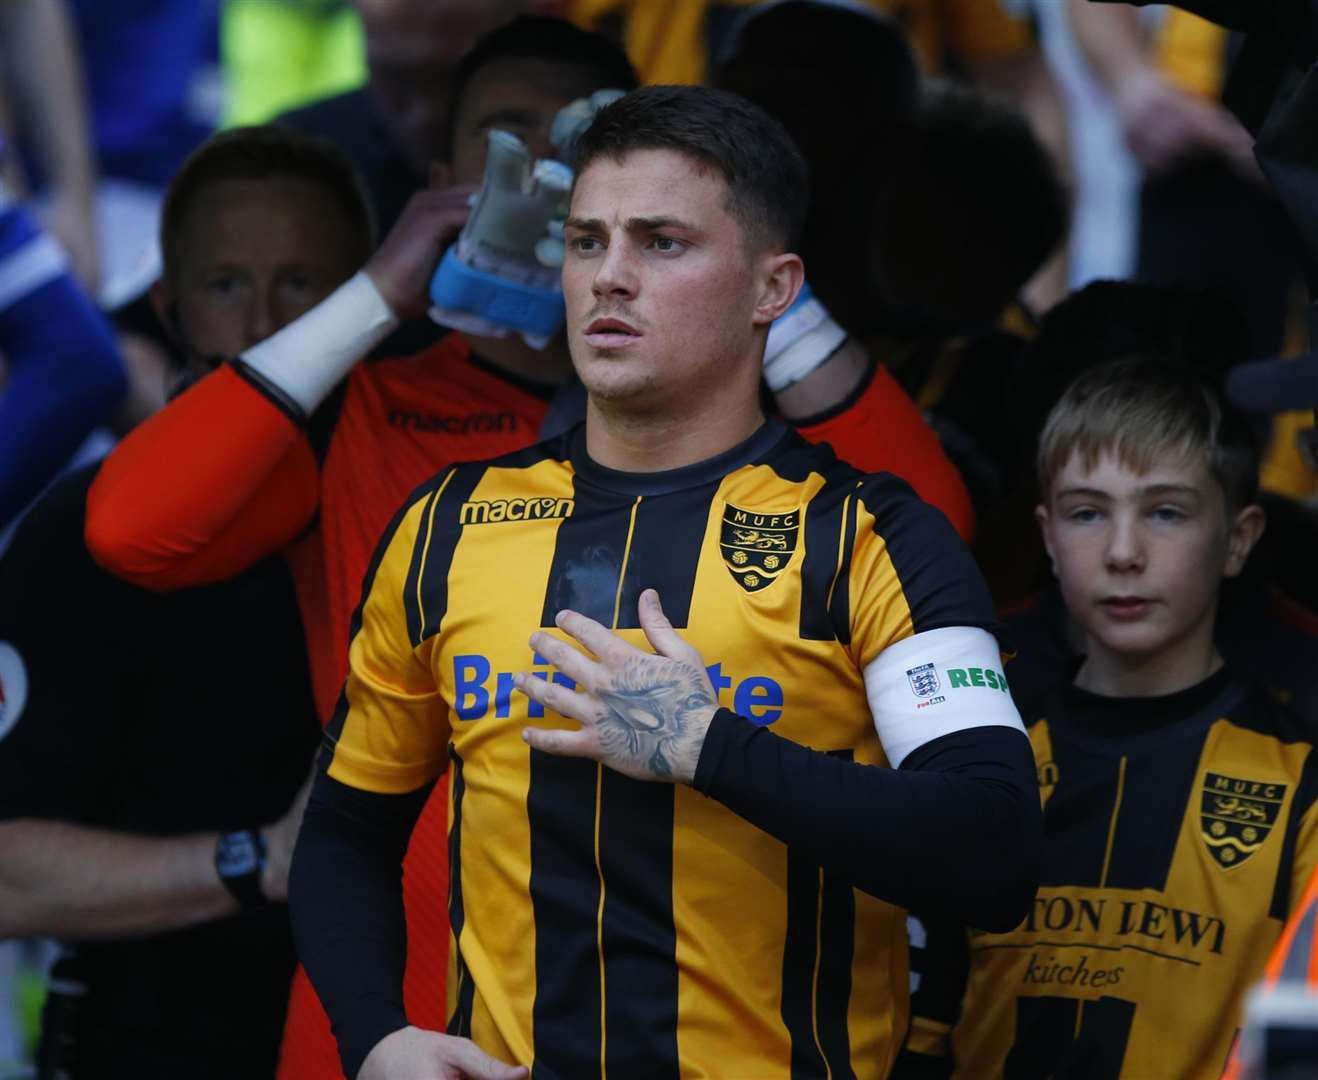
[734, 675, 783, 726]
[453, 652, 783, 724]
[454, 654, 491, 720]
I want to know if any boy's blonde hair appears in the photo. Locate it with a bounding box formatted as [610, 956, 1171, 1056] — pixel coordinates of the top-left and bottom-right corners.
[1037, 359, 1258, 512]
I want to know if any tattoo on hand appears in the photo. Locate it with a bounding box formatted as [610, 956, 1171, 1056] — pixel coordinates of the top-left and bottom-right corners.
[594, 656, 715, 781]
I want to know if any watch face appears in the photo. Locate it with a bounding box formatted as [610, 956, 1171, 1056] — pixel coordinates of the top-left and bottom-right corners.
[216, 831, 261, 877]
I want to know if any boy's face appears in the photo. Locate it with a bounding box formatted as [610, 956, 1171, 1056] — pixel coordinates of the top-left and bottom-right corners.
[1037, 449, 1262, 669]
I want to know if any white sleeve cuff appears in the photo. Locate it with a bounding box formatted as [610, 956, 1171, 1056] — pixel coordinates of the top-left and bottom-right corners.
[238, 270, 399, 416]
[863, 625, 1025, 768]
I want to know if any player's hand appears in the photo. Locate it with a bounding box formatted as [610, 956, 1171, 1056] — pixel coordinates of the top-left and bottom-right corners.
[260, 759, 316, 901]
[364, 185, 477, 320]
[516, 589, 717, 785]
[359, 1026, 528, 1080]
[1114, 67, 1256, 180]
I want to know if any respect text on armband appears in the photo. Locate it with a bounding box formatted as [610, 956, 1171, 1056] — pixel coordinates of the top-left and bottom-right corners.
[453, 653, 785, 725]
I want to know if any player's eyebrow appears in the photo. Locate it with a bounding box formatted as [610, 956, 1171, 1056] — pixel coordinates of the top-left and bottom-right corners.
[1054, 486, 1112, 500]
[1139, 483, 1201, 498]
[469, 107, 539, 132]
[564, 215, 701, 234]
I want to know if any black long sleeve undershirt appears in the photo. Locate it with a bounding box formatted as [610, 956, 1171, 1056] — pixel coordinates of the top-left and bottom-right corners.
[290, 716, 1040, 1076]
[692, 711, 1042, 931]
[288, 757, 433, 1080]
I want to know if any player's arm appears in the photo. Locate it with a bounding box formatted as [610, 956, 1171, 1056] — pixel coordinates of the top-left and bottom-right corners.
[288, 479, 521, 1079]
[520, 481, 1040, 931]
[0, 189, 125, 527]
[0, 0, 98, 288]
[0, 806, 307, 939]
[85, 186, 470, 589]
[0, 474, 311, 939]
[1067, 0, 1252, 176]
[766, 285, 975, 541]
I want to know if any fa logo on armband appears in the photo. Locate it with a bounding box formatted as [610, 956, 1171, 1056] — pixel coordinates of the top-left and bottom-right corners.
[906, 662, 940, 699]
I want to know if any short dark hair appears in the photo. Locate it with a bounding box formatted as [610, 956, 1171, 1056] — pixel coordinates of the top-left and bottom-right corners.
[904, 80, 1067, 316]
[444, 15, 638, 159]
[1038, 358, 1260, 514]
[161, 125, 374, 276]
[573, 84, 809, 253]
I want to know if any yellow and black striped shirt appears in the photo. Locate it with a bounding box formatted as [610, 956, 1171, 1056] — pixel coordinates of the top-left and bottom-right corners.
[325, 421, 1000, 1078]
[904, 670, 1318, 1080]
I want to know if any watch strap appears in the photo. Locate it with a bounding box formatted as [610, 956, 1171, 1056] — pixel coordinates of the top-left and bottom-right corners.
[215, 828, 267, 910]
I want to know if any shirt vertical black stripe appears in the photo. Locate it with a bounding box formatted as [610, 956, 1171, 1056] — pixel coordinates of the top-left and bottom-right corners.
[613, 482, 718, 630]
[797, 476, 857, 643]
[1007, 995, 1140, 1079]
[781, 848, 827, 1079]
[828, 490, 857, 647]
[539, 476, 634, 627]
[528, 753, 603, 1080]
[1270, 750, 1318, 921]
[816, 750, 856, 1078]
[446, 750, 475, 1038]
[403, 486, 441, 647]
[530, 476, 635, 1078]
[324, 470, 453, 746]
[417, 463, 489, 641]
[1102, 728, 1208, 891]
[598, 769, 680, 1077]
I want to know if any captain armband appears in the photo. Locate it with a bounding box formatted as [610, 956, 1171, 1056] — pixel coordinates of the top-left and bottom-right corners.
[864, 625, 1025, 768]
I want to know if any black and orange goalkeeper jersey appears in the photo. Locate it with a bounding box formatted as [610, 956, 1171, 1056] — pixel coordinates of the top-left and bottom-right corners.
[322, 420, 1000, 1078]
[904, 670, 1318, 1080]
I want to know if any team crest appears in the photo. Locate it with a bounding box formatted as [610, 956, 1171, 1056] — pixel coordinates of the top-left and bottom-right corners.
[720, 503, 799, 593]
[1200, 771, 1287, 869]
[907, 663, 940, 698]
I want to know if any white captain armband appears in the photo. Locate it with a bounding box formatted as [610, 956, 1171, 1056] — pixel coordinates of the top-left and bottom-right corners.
[863, 625, 1025, 768]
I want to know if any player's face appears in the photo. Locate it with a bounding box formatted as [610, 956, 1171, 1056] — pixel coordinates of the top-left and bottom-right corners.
[157, 176, 361, 368]
[1038, 449, 1257, 677]
[443, 58, 608, 186]
[359, 0, 540, 165]
[562, 149, 773, 408]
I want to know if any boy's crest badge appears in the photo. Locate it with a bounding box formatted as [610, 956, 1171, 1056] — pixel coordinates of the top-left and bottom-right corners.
[720, 503, 799, 593]
[906, 663, 940, 698]
[1200, 771, 1287, 869]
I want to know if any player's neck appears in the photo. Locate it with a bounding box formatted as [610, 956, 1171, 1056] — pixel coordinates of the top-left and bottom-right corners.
[584, 394, 765, 474]
[1074, 620, 1222, 699]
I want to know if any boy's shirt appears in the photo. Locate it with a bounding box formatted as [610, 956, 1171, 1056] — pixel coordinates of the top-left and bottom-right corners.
[903, 668, 1318, 1080]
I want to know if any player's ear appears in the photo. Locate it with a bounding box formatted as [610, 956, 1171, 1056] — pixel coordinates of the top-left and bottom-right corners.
[751, 252, 804, 326]
[149, 279, 182, 345]
[1223, 501, 1266, 578]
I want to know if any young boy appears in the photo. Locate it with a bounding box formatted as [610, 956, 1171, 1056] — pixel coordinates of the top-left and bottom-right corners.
[897, 358, 1318, 1079]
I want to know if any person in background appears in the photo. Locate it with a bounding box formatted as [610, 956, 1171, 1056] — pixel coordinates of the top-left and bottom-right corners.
[1069, 0, 1303, 361]
[714, 2, 1066, 521]
[0, 125, 370, 1078]
[0, 182, 124, 533]
[569, 0, 1073, 311]
[0, 0, 98, 289]
[275, 0, 555, 235]
[896, 359, 1318, 1079]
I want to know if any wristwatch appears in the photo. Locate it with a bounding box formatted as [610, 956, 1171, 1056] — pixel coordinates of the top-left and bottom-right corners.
[215, 829, 267, 910]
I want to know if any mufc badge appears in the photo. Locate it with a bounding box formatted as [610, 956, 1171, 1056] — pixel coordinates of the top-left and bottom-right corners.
[1200, 771, 1287, 869]
[720, 503, 799, 593]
